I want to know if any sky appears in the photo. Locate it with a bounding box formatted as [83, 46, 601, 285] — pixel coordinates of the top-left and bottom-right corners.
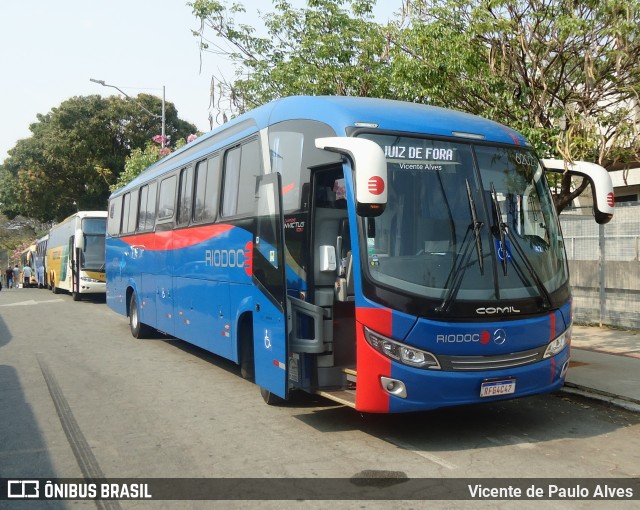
[0, 0, 325, 164]
[1, 1, 396, 165]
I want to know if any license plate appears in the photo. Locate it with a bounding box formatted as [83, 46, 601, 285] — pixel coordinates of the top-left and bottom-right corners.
[480, 379, 516, 398]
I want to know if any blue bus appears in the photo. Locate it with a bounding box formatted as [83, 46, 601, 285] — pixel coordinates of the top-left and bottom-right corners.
[106, 96, 614, 413]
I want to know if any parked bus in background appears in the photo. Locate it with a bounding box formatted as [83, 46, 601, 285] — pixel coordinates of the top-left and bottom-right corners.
[20, 244, 37, 287]
[36, 234, 49, 288]
[105, 96, 614, 413]
[46, 211, 107, 300]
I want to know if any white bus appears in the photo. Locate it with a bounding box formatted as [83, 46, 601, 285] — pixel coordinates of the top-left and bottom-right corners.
[46, 211, 107, 300]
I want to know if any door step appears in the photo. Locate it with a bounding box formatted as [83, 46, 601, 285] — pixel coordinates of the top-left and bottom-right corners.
[316, 367, 357, 407]
[316, 389, 356, 408]
[343, 367, 357, 383]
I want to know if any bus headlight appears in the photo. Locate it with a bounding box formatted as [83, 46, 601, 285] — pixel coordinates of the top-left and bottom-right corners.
[81, 276, 102, 283]
[544, 324, 572, 358]
[364, 327, 441, 369]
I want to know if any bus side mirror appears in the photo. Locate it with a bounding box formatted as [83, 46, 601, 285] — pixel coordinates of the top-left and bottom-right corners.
[75, 228, 85, 250]
[541, 159, 615, 224]
[315, 137, 387, 217]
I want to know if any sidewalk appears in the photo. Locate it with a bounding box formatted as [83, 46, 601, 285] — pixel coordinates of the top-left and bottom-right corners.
[564, 325, 640, 412]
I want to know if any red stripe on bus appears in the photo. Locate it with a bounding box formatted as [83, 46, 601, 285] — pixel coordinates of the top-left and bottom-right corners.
[121, 224, 234, 251]
[355, 307, 393, 413]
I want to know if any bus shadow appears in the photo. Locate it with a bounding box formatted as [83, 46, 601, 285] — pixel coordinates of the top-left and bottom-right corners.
[157, 338, 353, 409]
[292, 392, 640, 452]
[0, 313, 11, 349]
[139, 329, 640, 451]
[67, 293, 107, 305]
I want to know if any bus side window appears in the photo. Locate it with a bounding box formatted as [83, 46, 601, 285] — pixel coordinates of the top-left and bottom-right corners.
[177, 166, 194, 226]
[124, 190, 139, 235]
[157, 175, 177, 223]
[108, 196, 122, 237]
[222, 139, 261, 218]
[121, 193, 131, 235]
[222, 147, 241, 217]
[137, 181, 157, 231]
[193, 155, 219, 224]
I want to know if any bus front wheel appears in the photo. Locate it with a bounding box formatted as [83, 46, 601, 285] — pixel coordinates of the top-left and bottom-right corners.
[129, 293, 152, 339]
[260, 387, 286, 406]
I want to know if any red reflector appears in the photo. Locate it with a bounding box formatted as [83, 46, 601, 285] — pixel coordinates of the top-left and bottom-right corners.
[607, 192, 615, 208]
[368, 176, 384, 195]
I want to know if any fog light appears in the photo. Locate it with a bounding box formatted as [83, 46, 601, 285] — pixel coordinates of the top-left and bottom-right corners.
[380, 376, 407, 398]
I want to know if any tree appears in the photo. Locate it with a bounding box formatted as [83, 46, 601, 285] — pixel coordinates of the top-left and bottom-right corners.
[110, 134, 197, 192]
[0, 95, 197, 221]
[190, 0, 390, 118]
[191, 0, 640, 213]
[386, 0, 640, 211]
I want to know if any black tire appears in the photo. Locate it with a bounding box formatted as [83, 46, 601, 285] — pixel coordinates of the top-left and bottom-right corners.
[239, 319, 255, 381]
[129, 292, 152, 339]
[260, 387, 286, 406]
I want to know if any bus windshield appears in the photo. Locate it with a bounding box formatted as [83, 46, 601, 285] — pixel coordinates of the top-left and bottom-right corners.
[359, 134, 568, 309]
[82, 217, 107, 271]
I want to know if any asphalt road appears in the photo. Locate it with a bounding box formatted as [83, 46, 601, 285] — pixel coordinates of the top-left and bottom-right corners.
[1, 288, 639, 509]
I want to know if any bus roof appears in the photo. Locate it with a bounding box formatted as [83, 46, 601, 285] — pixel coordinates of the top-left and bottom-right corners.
[53, 211, 108, 227]
[115, 96, 530, 196]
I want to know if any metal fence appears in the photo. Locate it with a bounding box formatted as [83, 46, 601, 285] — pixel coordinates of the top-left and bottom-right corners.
[560, 202, 640, 329]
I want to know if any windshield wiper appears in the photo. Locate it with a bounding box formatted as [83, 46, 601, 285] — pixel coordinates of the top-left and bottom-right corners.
[467, 179, 484, 275]
[489, 182, 552, 310]
[490, 183, 508, 276]
[436, 180, 485, 314]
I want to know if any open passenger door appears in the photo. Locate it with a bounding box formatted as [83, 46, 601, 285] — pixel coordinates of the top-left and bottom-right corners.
[252, 172, 288, 399]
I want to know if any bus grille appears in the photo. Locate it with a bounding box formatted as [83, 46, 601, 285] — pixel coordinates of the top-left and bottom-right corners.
[438, 346, 548, 371]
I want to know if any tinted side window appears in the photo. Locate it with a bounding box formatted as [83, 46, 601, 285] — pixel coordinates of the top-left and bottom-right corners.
[194, 160, 207, 223]
[222, 147, 241, 217]
[158, 175, 177, 221]
[177, 167, 194, 226]
[204, 156, 220, 221]
[121, 193, 131, 235]
[145, 182, 157, 229]
[194, 156, 220, 224]
[125, 191, 139, 234]
[268, 120, 339, 212]
[237, 140, 260, 215]
[222, 139, 261, 217]
[108, 196, 123, 237]
[138, 181, 157, 231]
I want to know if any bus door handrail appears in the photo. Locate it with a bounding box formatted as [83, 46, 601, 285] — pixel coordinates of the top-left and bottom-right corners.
[287, 295, 330, 354]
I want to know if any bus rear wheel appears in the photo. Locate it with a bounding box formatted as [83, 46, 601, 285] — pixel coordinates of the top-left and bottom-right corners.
[129, 293, 152, 339]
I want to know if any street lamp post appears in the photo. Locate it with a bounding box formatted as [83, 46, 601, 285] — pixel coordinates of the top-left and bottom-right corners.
[90, 78, 166, 147]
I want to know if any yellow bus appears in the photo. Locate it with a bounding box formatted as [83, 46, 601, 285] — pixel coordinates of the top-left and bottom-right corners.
[46, 211, 107, 300]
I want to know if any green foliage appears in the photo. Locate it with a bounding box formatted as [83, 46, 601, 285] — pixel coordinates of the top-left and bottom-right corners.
[389, 1, 640, 166]
[0, 95, 197, 221]
[110, 144, 163, 192]
[191, 0, 640, 212]
[191, 0, 391, 114]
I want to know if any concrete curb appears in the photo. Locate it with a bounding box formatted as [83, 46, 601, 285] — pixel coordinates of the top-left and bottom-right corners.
[561, 383, 640, 414]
